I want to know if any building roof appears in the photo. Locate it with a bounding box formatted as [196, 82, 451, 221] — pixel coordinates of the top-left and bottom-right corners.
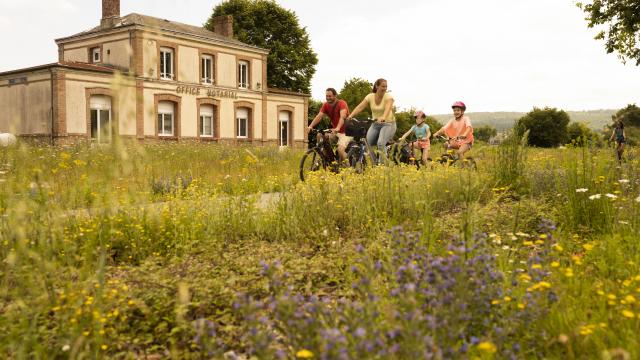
[0, 62, 116, 77]
[55, 13, 268, 54]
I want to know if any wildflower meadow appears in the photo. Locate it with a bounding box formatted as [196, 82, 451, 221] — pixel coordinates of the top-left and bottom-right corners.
[1, 137, 639, 359]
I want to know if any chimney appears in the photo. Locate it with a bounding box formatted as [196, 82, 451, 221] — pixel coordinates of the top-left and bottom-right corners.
[212, 15, 234, 38]
[101, 0, 120, 28]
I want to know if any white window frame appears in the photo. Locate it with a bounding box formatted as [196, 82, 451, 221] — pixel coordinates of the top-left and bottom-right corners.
[236, 108, 249, 138]
[89, 95, 111, 143]
[91, 47, 101, 63]
[278, 111, 290, 147]
[200, 105, 214, 137]
[158, 101, 175, 136]
[238, 60, 249, 89]
[201, 55, 214, 85]
[160, 47, 174, 80]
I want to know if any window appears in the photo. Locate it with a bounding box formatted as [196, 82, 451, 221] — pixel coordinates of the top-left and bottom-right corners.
[160, 47, 174, 80]
[89, 95, 111, 143]
[278, 111, 290, 147]
[91, 47, 101, 63]
[201, 55, 214, 85]
[200, 105, 214, 137]
[236, 108, 249, 138]
[157, 101, 174, 136]
[238, 60, 249, 89]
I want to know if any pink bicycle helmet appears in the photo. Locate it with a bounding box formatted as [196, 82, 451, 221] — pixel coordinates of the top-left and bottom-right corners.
[451, 101, 466, 111]
[413, 110, 426, 119]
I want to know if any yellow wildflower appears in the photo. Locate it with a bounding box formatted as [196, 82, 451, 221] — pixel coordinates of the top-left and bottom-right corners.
[296, 349, 314, 358]
[477, 341, 497, 354]
[622, 310, 635, 319]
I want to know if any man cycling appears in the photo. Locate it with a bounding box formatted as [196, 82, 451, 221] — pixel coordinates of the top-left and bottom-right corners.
[307, 88, 351, 162]
[433, 101, 474, 159]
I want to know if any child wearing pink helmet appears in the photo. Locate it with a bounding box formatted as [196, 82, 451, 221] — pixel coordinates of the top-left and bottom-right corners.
[433, 101, 474, 159]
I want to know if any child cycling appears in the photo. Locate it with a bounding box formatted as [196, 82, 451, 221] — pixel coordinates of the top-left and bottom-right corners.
[432, 101, 474, 159]
[399, 110, 431, 165]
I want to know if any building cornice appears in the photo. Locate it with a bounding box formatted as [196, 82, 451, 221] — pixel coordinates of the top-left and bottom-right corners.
[55, 17, 269, 55]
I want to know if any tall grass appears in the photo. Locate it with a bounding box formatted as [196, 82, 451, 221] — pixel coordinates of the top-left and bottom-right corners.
[1, 140, 640, 358]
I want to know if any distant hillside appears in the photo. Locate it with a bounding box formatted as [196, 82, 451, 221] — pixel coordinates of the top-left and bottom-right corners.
[431, 110, 616, 132]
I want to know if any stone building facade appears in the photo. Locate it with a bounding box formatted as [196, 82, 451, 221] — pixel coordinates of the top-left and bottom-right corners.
[0, 0, 309, 147]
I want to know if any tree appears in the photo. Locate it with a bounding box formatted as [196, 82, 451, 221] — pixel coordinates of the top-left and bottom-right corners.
[206, 0, 318, 93]
[516, 107, 570, 147]
[613, 103, 640, 127]
[395, 109, 442, 140]
[474, 125, 498, 142]
[338, 78, 373, 119]
[567, 122, 601, 146]
[577, 1, 640, 65]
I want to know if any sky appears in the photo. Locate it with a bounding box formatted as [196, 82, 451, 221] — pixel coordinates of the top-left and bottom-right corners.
[0, 0, 639, 114]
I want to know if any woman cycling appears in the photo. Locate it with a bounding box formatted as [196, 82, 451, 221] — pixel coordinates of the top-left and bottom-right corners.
[348, 78, 396, 164]
[433, 101, 474, 159]
[609, 119, 626, 162]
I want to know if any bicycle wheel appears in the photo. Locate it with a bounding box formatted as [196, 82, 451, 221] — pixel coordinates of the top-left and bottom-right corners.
[347, 146, 370, 174]
[459, 157, 478, 171]
[437, 154, 456, 166]
[300, 148, 325, 181]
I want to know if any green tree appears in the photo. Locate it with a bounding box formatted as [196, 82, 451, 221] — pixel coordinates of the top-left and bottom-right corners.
[516, 107, 570, 147]
[206, 0, 318, 93]
[614, 103, 640, 127]
[307, 99, 323, 126]
[567, 121, 601, 146]
[395, 109, 442, 139]
[577, 1, 640, 65]
[474, 125, 498, 142]
[338, 78, 373, 119]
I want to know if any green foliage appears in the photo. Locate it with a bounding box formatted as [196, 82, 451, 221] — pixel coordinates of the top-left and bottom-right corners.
[394, 109, 413, 138]
[516, 107, 570, 148]
[491, 129, 529, 189]
[395, 109, 442, 139]
[567, 121, 602, 147]
[307, 99, 325, 126]
[614, 103, 640, 127]
[474, 124, 498, 142]
[3, 141, 640, 358]
[577, 1, 640, 65]
[206, 0, 318, 93]
[338, 78, 372, 119]
[432, 110, 616, 132]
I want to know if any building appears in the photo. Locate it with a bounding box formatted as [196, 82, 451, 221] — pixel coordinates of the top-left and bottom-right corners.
[0, 0, 309, 147]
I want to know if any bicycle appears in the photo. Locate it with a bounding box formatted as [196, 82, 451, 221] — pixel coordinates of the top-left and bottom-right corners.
[344, 118, 375, 173]
[299, 129, 342, 181]
[431, 135, 478, 170]
[387, 138, 421, 170]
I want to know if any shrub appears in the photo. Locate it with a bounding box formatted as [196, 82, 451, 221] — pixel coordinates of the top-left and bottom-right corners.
[567, 122, 602, 147]
[475, 125, 498, 142]
[516, 107, 569, 147]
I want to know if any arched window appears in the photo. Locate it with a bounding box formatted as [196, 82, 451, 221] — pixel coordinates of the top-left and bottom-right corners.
[90, 95, 112, 143]
[158, 101, 175, 136]
[279, 111, 290, 146]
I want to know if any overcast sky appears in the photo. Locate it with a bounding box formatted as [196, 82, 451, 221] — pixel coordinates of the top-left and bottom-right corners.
[1, 0, 638, 114]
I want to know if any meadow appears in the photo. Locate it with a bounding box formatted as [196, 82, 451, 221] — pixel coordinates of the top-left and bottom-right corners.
[1, 137, 639, 359]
